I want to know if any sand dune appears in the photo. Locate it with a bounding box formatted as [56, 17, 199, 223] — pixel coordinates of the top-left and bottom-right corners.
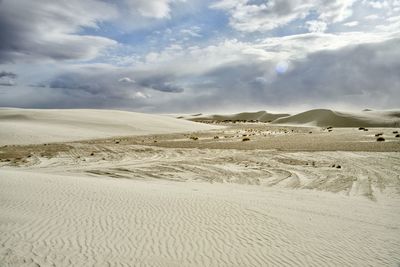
[183, 110, 290, 122]
[0, 108, 218, 145]
[1, 108, 399, 266]
[181, 108, 400, 127]
[272, 109, 400, 127]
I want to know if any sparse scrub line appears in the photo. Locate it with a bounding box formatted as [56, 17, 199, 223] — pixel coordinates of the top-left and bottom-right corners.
[322, 126, 333, 132]
[373, 130, 400, 141]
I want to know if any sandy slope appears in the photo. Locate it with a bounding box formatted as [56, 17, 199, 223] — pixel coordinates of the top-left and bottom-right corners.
[0, 108, 218, 145]
[181, 110, 290, 122]
[1, 109, 399, 266]
[272, 109, 400, 127]
[1, 169, 399, 267]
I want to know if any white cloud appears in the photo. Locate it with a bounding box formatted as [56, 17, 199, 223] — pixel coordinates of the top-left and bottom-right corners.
[133, 91, 150, 99]
[361, 0, 400, 13]
[211, 0, 357, 32]
[376, 15, 400, 31]
[363, 0, 389, 9]
[126, 0, 174, 18]
[343, 21, 359, 27]
[365, 14, 380, 20]
[306, 20, 328, 32]
[118, 77, 136, 83]
[180, 26, 202, 37]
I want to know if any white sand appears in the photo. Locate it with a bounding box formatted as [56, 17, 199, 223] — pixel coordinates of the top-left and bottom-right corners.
[1, 169, 399, 267]
[272, 109, 400, 127]
[0, 108, 219, 145]
[0, 108, 399, 266]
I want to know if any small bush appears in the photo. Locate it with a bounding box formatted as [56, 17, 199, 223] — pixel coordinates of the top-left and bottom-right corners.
[377, 137, 385, 142]
[213, 136, 219, 139]
[242, 137, 250, 141]
[395, 134, 400, 138]
[375, 133, 383, 137]
[393, 131, 399, 134]
[190, 136, 199, 140]
[358, 127, 365, 130]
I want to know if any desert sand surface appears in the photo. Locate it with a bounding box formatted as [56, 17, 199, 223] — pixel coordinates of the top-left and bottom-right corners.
[0, 108, 218, 145]
[1, 109, 400, 266]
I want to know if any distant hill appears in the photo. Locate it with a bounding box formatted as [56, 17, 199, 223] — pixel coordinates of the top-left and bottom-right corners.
[271, 109, 400, 127]
[180, 108, 400, 127]
[183, 110, 290, 122]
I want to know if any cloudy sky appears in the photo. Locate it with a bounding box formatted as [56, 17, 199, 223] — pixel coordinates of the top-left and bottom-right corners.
[0, 0, 399, 113]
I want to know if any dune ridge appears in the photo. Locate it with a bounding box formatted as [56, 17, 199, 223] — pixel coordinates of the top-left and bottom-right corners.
[183, 108, 400, 127]
[0, 108, 219, 145]
[184, 110, 290, 122]
[272, 109, 400, 127]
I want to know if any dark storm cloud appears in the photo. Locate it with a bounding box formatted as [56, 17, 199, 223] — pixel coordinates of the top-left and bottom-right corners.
[156, 37, 400, 111]
[139, 76, 184, 93]
[0, 70, 17, 86]
[266, 38, 400, 106]
[47, 72, 131, 100]
[0, 71, 16, 79]
[0, 0, 116, 63]
[2, 38, 400, 112]
[0, 82, 15, 86]
[47, 69, 185, 94]
[144, 82, 184, 93]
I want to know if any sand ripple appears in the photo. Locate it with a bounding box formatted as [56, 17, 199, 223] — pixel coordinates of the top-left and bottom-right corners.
[1, 170, 399, 266]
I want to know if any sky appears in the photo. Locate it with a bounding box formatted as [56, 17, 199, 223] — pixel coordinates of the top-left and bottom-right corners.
[0, 0, 399, 113]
